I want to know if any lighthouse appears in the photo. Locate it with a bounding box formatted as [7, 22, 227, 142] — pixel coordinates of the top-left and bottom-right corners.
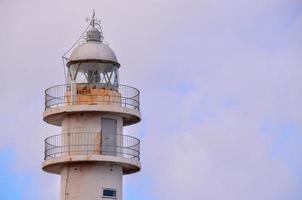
[42, 13, 141, 200]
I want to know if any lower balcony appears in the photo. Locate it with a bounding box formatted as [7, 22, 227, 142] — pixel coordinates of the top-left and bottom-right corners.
[45, 132, 140, 161]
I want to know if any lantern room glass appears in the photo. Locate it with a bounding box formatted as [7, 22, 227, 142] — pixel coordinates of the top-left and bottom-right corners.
[67, 61, 119, 88]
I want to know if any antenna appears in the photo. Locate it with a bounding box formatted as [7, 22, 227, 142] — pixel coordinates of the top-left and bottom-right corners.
[92, 9, 95, 27]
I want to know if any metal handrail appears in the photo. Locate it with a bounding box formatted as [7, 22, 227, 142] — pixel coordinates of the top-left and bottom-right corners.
[44, 83, 140, 110]
[44, 133, 140, 161]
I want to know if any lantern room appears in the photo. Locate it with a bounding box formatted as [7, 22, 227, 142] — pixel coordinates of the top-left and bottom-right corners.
[66, 26, 120, 90]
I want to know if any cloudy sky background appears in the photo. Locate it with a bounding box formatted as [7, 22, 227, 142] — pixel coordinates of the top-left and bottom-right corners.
[0, 0, 302, 199]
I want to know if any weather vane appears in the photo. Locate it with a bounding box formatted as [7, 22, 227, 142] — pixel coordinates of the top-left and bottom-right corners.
[86, 9, 101, 28]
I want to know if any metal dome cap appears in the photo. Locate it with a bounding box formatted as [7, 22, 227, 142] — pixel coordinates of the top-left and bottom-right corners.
[69, 41, 119, 64]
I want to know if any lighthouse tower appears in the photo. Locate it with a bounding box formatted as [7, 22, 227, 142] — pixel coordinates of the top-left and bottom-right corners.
[42, 13, 141, 200]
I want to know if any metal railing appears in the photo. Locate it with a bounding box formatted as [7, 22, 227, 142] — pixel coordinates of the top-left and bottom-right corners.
[45, 83, 140, 110]
[44, 132, 140, 161]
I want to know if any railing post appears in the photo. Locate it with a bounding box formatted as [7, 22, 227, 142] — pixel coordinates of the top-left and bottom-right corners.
[67, 133, 70, 156]
[70, 81, 77, 105]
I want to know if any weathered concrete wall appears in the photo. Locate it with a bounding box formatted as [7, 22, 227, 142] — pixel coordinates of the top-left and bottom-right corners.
[60, 162, 122, 200]
[61, 112, 123, 134]
[65, 87, 122, 107]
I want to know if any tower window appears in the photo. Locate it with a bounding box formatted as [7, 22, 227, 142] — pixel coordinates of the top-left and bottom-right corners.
[103, 188, 116, 198]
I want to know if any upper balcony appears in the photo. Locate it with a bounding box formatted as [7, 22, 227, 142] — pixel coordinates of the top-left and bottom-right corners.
[43, 83, 141, 126]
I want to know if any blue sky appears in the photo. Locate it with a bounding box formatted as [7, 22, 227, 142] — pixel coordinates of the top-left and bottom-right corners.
[0, 149, 23, 199]
[0, 0, 302, 199]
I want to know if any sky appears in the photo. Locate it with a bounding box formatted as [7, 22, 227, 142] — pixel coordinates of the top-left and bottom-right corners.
[0, 0, 302, 199]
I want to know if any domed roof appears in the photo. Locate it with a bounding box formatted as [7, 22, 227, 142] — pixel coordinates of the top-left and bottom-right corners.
[69, 41, 118, 63]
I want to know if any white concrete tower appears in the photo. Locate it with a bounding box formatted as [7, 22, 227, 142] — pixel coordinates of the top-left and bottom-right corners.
[42, 13, 141, 200]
